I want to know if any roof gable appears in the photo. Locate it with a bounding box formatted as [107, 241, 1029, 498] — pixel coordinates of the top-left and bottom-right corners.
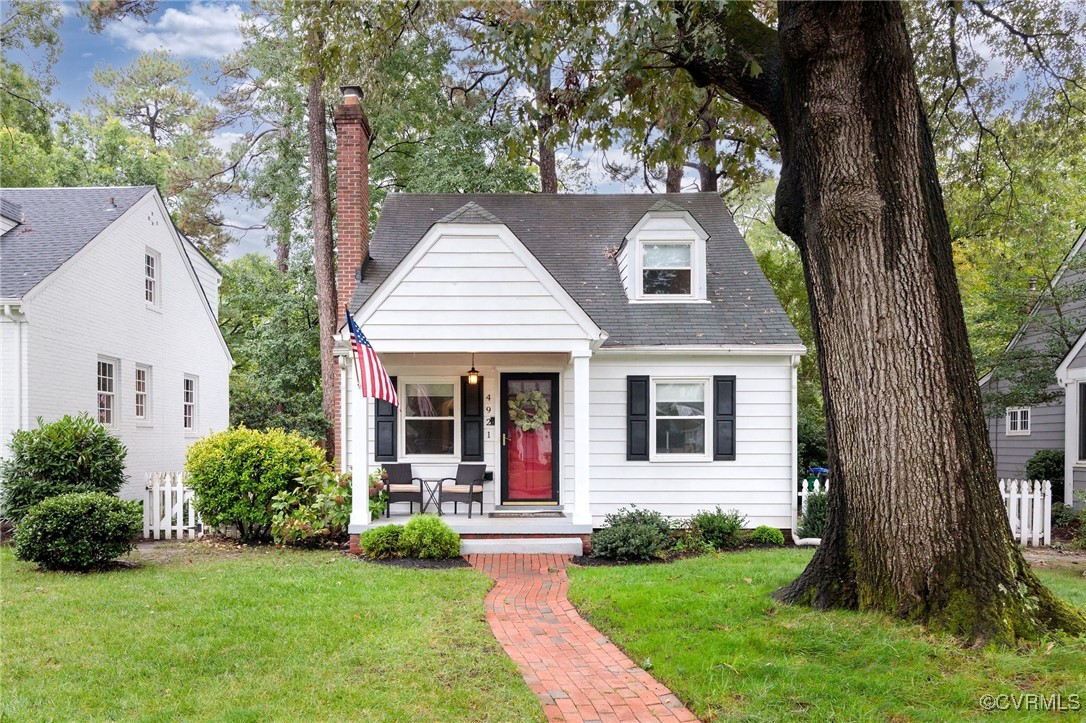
[0, 186, 153, 298]
[349, 193, 801, 348]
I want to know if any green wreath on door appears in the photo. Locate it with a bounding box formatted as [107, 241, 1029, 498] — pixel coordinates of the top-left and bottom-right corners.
[508, 390, 551, 431]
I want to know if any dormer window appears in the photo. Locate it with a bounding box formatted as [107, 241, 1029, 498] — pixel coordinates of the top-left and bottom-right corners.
[618, 207, 708, 302]
[642, 242, 693, 296]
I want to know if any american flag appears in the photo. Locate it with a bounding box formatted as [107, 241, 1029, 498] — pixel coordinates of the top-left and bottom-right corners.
[346, 307, 398, 407]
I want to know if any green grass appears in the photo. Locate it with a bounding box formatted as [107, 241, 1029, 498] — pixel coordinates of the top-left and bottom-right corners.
[568, 549, 1086, 722]
[1, 544, 541, 722]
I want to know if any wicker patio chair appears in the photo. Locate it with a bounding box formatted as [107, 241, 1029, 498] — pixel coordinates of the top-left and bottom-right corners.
[437, 463, 487, 518]
[384, 463, 424, 517]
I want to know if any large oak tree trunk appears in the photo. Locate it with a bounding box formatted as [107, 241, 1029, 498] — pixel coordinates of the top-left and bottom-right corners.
[535, 61, 558, 193]
[677, 0, 1084, 643]
[307, 70, 339, 461]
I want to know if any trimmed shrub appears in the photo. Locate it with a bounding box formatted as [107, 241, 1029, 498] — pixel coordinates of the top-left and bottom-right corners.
[270, 464, 352, 546]
[690, 507, 746, 550]
[591, 506, 674, 561]
[798, 491, 828, 538]
[0, 414, 127, 523]
[14, 492, 141, 571]
[1026, 449, 1065, 504]
[185, 426, 326, 542]
[1052, 502, 1080, 529]
[360, 524, 404, 559]
[399, 515, 460, 559]
[751, 525, 785, 546]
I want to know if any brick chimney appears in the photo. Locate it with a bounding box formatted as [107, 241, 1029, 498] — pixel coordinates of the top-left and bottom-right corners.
[332, 85, 372, 463]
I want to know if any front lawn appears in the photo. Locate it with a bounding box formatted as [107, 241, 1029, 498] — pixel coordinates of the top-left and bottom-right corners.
[1, 544, 541, 722]
[568, 549, 1086, 721]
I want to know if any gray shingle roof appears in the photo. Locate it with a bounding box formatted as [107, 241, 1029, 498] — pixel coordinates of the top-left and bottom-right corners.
[438, 201, 503, 225]
[1, 197, 22, 222]
[349, 192, 801, 347]
[0, 186, 153, 298]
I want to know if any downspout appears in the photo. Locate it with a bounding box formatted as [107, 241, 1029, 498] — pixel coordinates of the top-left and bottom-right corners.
[338, 337, 349, 474]
[788, 353, 801, 545]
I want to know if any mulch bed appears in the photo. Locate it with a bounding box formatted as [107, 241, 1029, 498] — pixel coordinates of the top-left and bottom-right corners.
[571, 544, 790, 567]
[350, 554, 471, 569]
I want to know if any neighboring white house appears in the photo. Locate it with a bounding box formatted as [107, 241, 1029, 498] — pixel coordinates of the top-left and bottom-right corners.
[980, 227, 1086, 508]
[336, 193, 805, 552]
[0, 186, 232, 500]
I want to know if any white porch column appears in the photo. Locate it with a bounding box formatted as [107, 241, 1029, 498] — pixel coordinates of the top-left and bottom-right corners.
[349, 354, 371, 528]
[572, 350, 592, 525]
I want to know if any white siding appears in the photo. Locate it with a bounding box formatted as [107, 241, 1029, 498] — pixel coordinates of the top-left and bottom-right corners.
[0, 314, 29, 454]
[345, 350, 797, 527]
[17, 194, 231, 499]
[588, 352, 795, 527]
[185, 243, 221, 313]
[360, 233, 594, 348]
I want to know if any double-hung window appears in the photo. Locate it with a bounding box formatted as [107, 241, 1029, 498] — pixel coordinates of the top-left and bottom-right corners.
[145, 249, 160, 306]
[183, 375, 197, 431]
[134, 365, 151, 422]
[402, 381, 456, 456]
[652, 379, 709, 458]
[1006, 407, 1031, 436]
[641, 242, 693, 297]
[97, 358, 117, 426]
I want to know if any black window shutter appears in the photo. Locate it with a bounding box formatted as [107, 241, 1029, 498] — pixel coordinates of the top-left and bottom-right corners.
[713, 375, 736, 461]
[627, 375, 650, 461]
[462, 376, 484, 462]
[374, 376, 397, 462]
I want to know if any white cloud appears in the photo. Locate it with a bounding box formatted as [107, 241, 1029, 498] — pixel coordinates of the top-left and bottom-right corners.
[107, 1, 244, 59]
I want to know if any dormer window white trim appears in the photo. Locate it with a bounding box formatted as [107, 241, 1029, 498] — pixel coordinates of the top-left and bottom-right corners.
[618, 209, 709, 303]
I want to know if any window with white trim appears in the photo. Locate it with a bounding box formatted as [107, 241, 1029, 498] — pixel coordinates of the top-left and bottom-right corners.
[402, 380, 457, 456]
[1006, 407, 1031, 436]
[652, 379, 709, 458]
[97, 358, 116, 426]
[145, 249, 160, 305]
[641, 242, 693, 296]
[135, 365, 151, 421]
[183, 375, 197, 431]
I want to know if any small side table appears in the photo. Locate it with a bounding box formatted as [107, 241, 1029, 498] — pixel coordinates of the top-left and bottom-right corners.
[421, 479, 442, 515]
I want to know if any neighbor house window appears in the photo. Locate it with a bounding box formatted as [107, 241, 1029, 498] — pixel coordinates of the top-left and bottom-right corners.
[1006, 407, 1031, 436]
[641, 242, 693, 296]
[97, 358, 116, 426]
[402, 381, 456, 456]
[652, 379, 708, 457]
[135, 365, 151, 421]
[145, 250, 160, 305]
[183, 375, 197, 431]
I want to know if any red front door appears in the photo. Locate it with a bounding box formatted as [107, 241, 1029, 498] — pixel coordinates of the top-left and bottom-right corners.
[501, 374, 559, 504]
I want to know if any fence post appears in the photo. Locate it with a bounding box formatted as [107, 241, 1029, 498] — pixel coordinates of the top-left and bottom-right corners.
[1019, 480, 1031, 546]
[1030, 480, 1042, 547]
[1043, 480, 1052, 546]
[144, 474, 152, 539]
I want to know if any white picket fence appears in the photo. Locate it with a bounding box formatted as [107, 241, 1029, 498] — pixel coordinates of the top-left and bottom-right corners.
[799, 477, 829, 515]
[1000, 479, 1052, 547]
[796, 477, 1053, 547]
[144, 472, 201, 540]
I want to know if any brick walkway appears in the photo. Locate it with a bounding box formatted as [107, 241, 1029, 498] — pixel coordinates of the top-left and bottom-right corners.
[467, 554, 698, 722]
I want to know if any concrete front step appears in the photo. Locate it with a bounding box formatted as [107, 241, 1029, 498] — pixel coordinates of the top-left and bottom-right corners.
[460, 537, 584, 555]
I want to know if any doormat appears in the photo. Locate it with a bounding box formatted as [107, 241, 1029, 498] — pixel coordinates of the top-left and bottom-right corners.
[488, 511, 565, 519]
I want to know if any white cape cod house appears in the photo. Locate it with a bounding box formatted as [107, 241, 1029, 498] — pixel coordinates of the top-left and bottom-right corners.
[0, 187, 231, 501]
[336, 192, 804, 553]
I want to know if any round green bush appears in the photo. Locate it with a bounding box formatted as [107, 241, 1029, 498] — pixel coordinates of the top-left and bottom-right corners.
[13, 492, 141, 571]
[750, 525, 785, 546]
[399, 515, 460, 559]
[690, 507, 746, 550]
[360, 524, 404, 559]
[591, 506, 674, 561]
[185, 426, 326, 542]
[1026, 449, 1064, 504]
[0, 414, 127, 523]
[798, 491, 828, 538]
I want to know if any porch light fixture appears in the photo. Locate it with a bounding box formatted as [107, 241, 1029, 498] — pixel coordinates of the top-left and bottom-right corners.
[467, 354, 479, 385]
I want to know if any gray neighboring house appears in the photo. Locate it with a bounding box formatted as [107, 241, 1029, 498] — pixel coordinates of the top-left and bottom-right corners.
[980, 228, 1086, 507]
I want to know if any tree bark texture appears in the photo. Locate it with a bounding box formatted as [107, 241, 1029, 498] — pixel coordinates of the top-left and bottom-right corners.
[679, 1, 1084, 643]
[536, 62, 558, 193]
[307, 70, 339, 461]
